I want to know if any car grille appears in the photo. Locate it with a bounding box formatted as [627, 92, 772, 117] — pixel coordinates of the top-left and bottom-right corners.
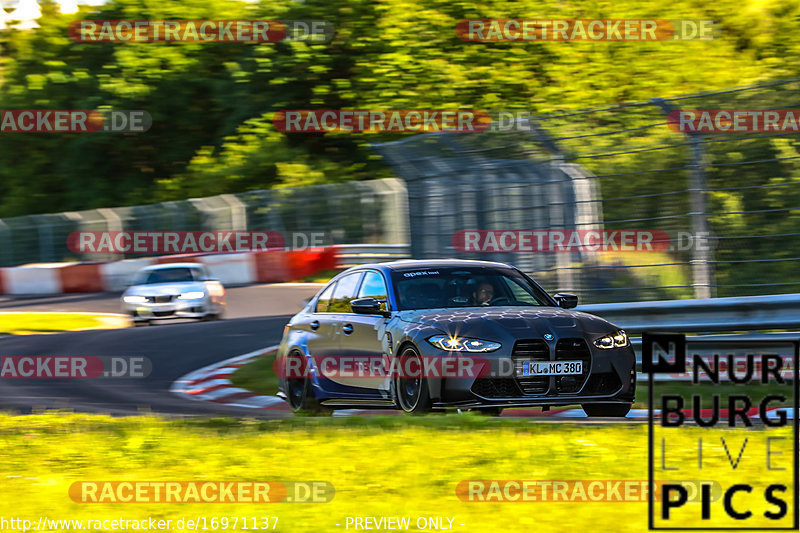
[555, 338, 591, 393]
[146, 295, 175, 303]
[470, 378, 521, 399]
[512, 339, 550, 395]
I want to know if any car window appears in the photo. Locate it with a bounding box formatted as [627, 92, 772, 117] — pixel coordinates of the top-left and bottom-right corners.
[327, 272, 363, 313]
[357, 271, 389, 311]
[141, 267, 197, 284]
[391, 267, 550, 310]
[504, 277, 544, 305]
[315, 283, 336, 313]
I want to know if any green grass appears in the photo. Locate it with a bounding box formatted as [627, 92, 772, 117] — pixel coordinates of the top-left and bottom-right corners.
[0, 412, 793, 532]
[0, 313, 128, 335]
[228, 350, 281, 397]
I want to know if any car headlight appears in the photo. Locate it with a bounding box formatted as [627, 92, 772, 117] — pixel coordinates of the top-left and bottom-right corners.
[123, 295, 148, 304]
[427, 335, 501, 353]
[594, 330, 629, 349]
[178, 291, 206, 300]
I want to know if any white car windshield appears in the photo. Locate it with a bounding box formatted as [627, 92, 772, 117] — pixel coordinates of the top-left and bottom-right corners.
[138, 267, 199, 285]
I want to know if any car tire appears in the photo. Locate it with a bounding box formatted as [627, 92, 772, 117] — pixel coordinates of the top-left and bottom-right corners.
[392, 345, 432, 414]
[582, 403, 631, 417]
[285, 353, 331, 416]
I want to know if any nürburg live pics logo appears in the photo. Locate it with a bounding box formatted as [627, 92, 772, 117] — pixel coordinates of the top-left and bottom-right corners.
[644, 333, 798, 530]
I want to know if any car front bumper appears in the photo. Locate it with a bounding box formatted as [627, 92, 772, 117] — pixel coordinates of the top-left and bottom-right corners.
[418, 341, 636, 408]
[122, 299, 211, 321]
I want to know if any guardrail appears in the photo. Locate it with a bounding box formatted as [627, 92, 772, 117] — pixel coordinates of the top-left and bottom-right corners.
[336, 244, 411, 266]
[577, 293, 800, 334]
[630, 333, 798, 381]
[335, 249, 800, 334]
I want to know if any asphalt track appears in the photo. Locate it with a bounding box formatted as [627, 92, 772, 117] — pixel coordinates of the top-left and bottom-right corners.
[0, 283, 324, 417]
[0, 316, 293, 417]
[0, 283, 323, 319]
[0, 283, 645, 422]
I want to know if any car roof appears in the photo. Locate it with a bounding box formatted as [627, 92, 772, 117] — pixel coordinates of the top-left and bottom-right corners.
[346, 259, 515, 273]
[139, 262, 206, 272]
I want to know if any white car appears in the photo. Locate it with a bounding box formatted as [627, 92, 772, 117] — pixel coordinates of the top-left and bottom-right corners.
[121, 263, 226, 326]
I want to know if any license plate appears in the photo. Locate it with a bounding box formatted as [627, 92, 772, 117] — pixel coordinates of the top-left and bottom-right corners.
[520, 360, 582, 376]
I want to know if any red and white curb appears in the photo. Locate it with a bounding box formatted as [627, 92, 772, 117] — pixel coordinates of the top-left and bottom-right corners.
[171, 350, 794, 420]
[170, 345, 288, 411]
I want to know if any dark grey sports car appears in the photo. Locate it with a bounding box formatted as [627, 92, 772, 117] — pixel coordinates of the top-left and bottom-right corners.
[276, 260, 636, 416]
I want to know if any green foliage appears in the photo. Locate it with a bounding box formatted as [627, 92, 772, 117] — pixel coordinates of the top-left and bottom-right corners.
[2, 0, 796, 216]
[4, 0, 800, 296]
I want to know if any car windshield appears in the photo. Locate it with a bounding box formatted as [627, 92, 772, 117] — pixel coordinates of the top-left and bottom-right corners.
[390, 267, 551, 310]
[138, 267, 198, 285]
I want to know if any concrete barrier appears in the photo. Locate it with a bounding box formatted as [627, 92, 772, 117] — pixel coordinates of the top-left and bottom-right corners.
[0, 247, 338, 295]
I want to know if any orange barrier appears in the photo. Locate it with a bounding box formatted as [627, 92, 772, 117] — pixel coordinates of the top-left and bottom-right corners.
[59, 263, 104, 293]
[0, 246, 339, 294]
[285, 247, 338, 280]
[253, 250, 290, 282]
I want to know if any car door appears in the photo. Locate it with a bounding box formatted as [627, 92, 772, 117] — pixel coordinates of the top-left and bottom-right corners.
[313, 272, 367, 393]
[294, 281, 340, 385]
[334, 270, 392, 396]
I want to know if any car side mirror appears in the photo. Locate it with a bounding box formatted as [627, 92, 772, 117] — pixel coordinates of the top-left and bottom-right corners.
[554, 293, 578, 309]
[351, 298, 390, 317]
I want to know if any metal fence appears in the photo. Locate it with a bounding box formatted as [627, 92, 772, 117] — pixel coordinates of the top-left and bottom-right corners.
[373, 133, 600, 294]
[0, 178, 408, 265]
[6, 79, 800, 305]
[375, 78, 800, 304]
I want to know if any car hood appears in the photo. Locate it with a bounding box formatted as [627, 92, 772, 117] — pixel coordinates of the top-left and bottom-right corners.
[397, 307, 618, 339]
[123, 281, 206, 297]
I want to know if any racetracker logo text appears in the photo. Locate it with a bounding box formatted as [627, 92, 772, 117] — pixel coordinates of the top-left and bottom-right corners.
[456, 19, 715, 41]
[452, 230, 672, 252]
[668, 110, 800, 133]
[68, 481, 333, 503]
[0, 110, 151, 133]
[273, 110, 490, 133]
[67, 231, 286, 254]
[456, 480, 723, 502]
[0, 356, 151, 379]
[68, 20, 334, 43]
[275, 354, 496, 380]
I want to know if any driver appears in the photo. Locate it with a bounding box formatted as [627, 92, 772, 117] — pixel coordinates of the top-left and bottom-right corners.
[473, 281, 495, 306]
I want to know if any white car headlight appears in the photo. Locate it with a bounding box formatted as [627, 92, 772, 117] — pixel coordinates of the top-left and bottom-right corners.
[178, 291, 206, 300]
[594, 330, 629, 349]
[427, 335, 501, 353]
[123, 295, 148, 304]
